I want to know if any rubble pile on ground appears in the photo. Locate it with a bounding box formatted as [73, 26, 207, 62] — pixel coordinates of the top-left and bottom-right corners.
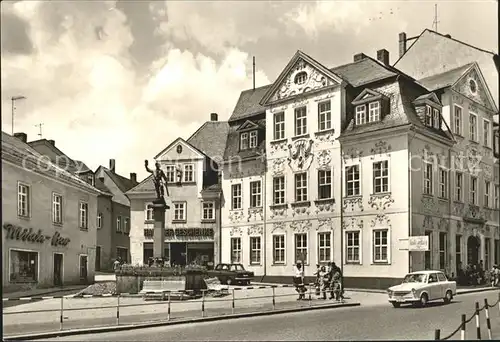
[75, 281, 116, 296]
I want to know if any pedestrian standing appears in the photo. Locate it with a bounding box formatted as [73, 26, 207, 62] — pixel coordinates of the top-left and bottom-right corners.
[313, 264, 321, 296]
[293, 263, 306, 300]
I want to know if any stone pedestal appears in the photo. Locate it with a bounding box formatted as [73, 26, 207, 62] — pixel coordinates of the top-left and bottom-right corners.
[151, 198, 169, 259]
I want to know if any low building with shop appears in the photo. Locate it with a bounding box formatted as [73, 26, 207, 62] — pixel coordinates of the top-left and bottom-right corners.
[2, 132, 100, 292]
[127, 114, 228, 267]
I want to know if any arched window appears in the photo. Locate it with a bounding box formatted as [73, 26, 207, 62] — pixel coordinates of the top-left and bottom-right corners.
[294, 72, 307, 85]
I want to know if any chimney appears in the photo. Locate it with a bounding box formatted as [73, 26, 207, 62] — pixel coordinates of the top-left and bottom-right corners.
[48, 139, 55, 146]
[399, 32, 407, 58]
[376, 49, 390, 65]
[109, 159, 116, 173]
[444, 34, 451, 38]
[13, 132, 27, 143]
[130, 173, 137, 183]
[210, 113, 218, 122]
[353, 53, 367, 62]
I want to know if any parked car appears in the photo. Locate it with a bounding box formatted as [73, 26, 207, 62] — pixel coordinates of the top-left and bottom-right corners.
[387, 270, 457, 308]
[207, 263, 254, 285]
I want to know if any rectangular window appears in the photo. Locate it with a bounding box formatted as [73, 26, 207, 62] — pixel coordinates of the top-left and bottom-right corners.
[273, 176, 285, 205]
[9, 250, 38, 283]
[249, 130, 258, 148]
[273, 235, 285, 264]
[424, 231, 432, 270]
[355, 105, 366, 125]
[295, 173, 308, 202]
[456, 235, 462, 272]
[116, 247, 128, 264]
[240, 132, 249, 150]
[165, 165, 176, 183]
[202, 201, 215, 220]
[484, 181, 491, 207]
[294, 234, 308, 264]
[373, 161, 389, 194]
[425, 106, 432, 126]
[368, 101, 380, 122]
[469, 113, 477, 141]
[455, 172, 463, 202]
[116, 216, 122, 232]
[318, 170, 332, 199]
[439, 232, 447, 270]
[495, 185, 499, 209]
[346, 231, 360, 263]
[484, 119, 490, 147]
[52, 193, 63, 224]
[183, 164, 194, 182]
[274, 112, 285, 140]
[470, 176, 477, 205]
[18, 183, 30, 217]
[173, 202, 186, 221]
[145, 204, 153, 221]
[231, 237, 241, 263]
[294, 107, 307, 136]
[423, 162, 433, 195]
[124, 218, 129, 234]
[318, 232, 332, 263]
[318, 101, 332, 131]
[373, 230, 388, 263]
[97, 213, 102, 229]
[250, 236, 261, 264]
[79, 202, 88, 229]
[346, 165, 360, 196]
[453, 105, 462, 135]
[231, 184, 242, 210]
[433, 108, 440, 129]
[439, 168, 448, 199]
[485, 238, 491, 270]
[250, 181, 262, 207]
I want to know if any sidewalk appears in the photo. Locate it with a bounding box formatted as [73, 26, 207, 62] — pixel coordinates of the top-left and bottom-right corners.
[2, 285, 87, 300]
[2, 287, 369, 337]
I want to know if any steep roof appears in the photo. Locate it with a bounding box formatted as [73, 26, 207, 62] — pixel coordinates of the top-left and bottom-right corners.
[126, 174, 155, 194]
[223, 116, 266, 161]
[28, 139, 92, 174]
[187, 121, 230, 160]
[102, 168, 138, 193]
[331, 57, 398, 87]
[228, 85, 271, 123]
[94, 177, 113, 197]
[2, 132, 100, 194]
[418, 63, 474, 91]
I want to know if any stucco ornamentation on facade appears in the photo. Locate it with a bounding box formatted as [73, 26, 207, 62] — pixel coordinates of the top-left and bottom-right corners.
[370, 140, 392, 159]
[371, 214, 391, 228]
[271, 221, 286, 233]
[343, 197, 364, 211]
[342, 217, 363, 230]
[316, 150, 332, 169]
[456, 221, 463, 234]
[271, 158, 287, 176]
[291, 202, 311, 216]
[229, 210, 245, 224]
[290, 219, 312, 233]
[269, 141, 288, 156]
[247, 207, 264, 222]
[317, 217, 334, 231]
[314, 199, 335, 214]
[453, 202, 465, 216]
[314, 130, 336, 147]
[367, 193, 394, 211]
[230, 226, 243, 237]
[423, 215, 434, 230]
[482, 208, 493, 221]
[270, 104, 288, 113]
[287, 139, 314, 172]
[342, 148, 363, 163]
[483, 164, 493, 179]
[270, 205, 288, 219]
[247, 224, 263, 236]
[421, 196, 436, 213]
[438, 217, 449, 231]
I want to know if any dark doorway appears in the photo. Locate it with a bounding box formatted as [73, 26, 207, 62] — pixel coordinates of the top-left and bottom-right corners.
[467, 236, 480, 266]
[53, 253, 63, 286]
[170, 243, 187, 267]
[95, 246, 101, 272]
[79, 255, 88, 284]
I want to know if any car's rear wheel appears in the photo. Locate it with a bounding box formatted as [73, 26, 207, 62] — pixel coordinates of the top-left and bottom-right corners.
[420, 293, 429, 307]
[444, 290, 453, 304]
[391, 302, 401, 308]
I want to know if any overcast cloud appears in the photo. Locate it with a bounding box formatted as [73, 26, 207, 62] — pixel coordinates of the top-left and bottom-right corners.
[1, 0, 497, 180]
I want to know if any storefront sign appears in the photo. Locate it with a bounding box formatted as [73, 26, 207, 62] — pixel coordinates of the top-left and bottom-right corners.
[3, 223, 71, 247]
[408, 236, 429, 251]
[165, 228, 214, 238]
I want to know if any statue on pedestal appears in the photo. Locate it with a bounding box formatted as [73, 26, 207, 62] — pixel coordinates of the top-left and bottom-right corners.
[145, 160, 170, 201]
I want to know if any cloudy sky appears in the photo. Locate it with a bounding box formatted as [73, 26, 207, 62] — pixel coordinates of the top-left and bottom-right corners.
[1, 0, 497, 181]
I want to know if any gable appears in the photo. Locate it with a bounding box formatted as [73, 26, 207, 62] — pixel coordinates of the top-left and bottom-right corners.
[154, 137, 205, 161]
[452, 65, 497, 113]
[261, 51, 343, 105]
[238, 120, 259, 131]
[352, 88, 383, 105]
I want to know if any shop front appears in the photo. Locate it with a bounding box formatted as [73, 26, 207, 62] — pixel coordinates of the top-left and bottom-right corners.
[166, 228, 215, 268]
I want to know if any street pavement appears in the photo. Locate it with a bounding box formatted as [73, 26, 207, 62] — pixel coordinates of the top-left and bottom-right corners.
[34, 290, 500, 341]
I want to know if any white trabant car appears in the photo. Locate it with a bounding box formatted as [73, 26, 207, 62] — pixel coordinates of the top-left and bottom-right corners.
[387, 270, 457, 308]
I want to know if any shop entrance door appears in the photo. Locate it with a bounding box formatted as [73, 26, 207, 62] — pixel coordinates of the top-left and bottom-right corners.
[53, 253, 63, 286]
[170, 243, 187, 267]
[79, 255, 88, 284]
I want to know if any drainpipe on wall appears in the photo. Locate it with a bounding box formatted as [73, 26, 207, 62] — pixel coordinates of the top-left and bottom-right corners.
[340, 144, 344, 289]
[260, 160, 267, 282]
[448, 145, 452, 277]
[408, 127, 417, 273]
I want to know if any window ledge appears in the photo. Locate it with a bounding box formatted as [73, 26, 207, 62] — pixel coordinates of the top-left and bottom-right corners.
[181, 181, 197, 185]
[291, 201, 311, 208]
[201, 219, 216, 224]
[271, 263, 286, 266]
[372, 262, 391, 265]
[470, 140, 479, 145]
[454, 134, 464, 139]
[315, 128, 335, 136]
[270, 203, 288, 210]
[270, 138, 287, 145]
[422, 193, 434, 198]
[250, 263, 262, 266]
[291, 133, 310, 141]
[172, 220, 187, 224]
[144, 220, 155, 224]
[314, 198, 335, 204]
[80, 228, 88, 232]
[345, 261, 361, 265]
[344, 195, 362, 200]
[18, 215, 31, 220]
[483, 145, 492, 151]
[437, 197, 449, 202]
[53, 222, 63, 227]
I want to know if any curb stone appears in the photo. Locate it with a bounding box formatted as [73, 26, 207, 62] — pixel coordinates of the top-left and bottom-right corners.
[3, 301, 360, 340]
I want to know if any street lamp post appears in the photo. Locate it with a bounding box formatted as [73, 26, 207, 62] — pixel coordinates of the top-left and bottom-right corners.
[11, 96, 26, 135]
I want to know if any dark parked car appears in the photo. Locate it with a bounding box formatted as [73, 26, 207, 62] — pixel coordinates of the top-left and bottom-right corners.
[208, 263, 254, 285]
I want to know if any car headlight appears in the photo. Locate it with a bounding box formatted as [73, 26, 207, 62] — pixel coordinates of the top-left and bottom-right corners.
[411, 288, 417, 297]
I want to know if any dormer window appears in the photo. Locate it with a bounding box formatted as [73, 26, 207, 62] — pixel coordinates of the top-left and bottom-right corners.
[355, 105, 366, 125]
[425, 106, 432, 126]
[87, 174, 94, 186]
[294, 72, 307, 85]
[240, 132, 249, 150]
[355, 101, 381, 125]
[249, 131, 258, 148]
[424, 105, 441, 129]
[352, 89, 387, 126]
[368, 102, 380, 122]
[240, 130, 258, 150]
[433, 108, 440, 129]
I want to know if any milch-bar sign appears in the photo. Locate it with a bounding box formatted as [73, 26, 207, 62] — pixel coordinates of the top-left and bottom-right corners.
[3, 223, 71, 247]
